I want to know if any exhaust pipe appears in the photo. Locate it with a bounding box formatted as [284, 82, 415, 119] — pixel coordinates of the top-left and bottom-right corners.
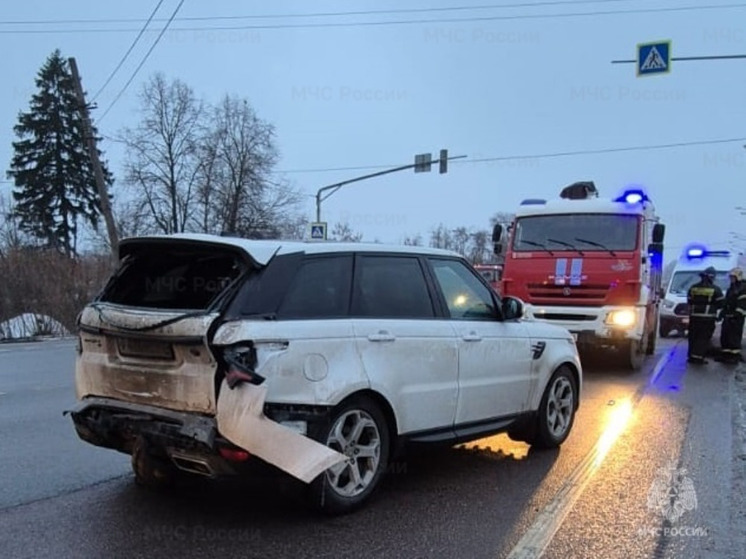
[168, 450, 217, 478]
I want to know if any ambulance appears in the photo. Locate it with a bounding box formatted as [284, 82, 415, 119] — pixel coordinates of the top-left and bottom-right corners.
[659, 246, 746, 337]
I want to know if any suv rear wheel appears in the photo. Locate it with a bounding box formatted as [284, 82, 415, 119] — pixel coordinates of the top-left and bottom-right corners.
[131, 437, 177, 490]
[308, 397, 390, 515]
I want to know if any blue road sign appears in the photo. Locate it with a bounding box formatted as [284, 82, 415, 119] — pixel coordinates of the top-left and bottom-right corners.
[637, 41, 671, 76]
[309, 222, 327, 240]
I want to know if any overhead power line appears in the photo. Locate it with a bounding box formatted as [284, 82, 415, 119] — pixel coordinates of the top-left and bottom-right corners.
[0, 1, 643, 25]
[275, 137, 746, 174]
[1, 3, 745, 33]
[91, 0, 166, 103]
[97, 0, 185, 123]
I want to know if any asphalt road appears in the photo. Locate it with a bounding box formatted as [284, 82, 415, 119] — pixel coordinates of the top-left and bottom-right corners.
[0, 337, 744, 559]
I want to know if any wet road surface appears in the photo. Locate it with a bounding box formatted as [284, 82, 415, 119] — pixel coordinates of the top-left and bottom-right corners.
[0, 337, 743, 558]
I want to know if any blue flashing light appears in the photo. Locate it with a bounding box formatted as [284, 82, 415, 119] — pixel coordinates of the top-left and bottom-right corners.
[520, 198, 546, 205]
[614, 188, 649, 204]
[687, 247, 704, 258]
[625, 192, 643, 204]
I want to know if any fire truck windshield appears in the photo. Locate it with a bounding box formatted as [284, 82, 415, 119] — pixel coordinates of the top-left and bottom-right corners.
[512, 213, 639, 252]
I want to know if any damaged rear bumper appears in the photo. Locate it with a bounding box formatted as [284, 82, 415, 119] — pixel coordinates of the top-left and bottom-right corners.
[65, 397, 245, 478]
[66, 389, 349, 484]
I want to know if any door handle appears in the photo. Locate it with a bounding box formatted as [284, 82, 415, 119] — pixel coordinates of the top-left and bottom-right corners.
[462, 331, 482, 342]
[368, 331, 395, 342]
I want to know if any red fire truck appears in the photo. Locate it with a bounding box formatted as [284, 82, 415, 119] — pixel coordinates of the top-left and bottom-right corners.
[492, 181, 665, 370]
[474, 264, 503, 294]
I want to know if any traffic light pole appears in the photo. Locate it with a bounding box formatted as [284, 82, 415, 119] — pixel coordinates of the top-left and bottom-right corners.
[315, 153, 466, 222]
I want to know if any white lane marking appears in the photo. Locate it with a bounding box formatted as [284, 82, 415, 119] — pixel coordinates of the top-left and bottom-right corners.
[505, 344, 679, 559]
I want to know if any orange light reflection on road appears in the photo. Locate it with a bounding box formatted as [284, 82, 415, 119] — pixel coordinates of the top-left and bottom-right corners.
[460, 434, 530, 460]
[594, 398, 633, 468]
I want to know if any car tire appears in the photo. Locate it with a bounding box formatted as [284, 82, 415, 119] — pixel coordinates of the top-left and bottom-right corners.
[658, 323, 670, 338]
[531, 366, 578, 449]
[131, 437, 177, 490]
[307, 397, 390, 515]
[621, 339, 644, 371]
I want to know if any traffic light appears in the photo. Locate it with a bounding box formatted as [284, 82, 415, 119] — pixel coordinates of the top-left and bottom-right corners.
[439, 149, 448, 174]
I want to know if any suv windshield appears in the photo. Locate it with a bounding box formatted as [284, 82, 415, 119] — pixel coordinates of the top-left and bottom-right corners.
[512, 214, 639, 252]
[668, 270, 730, 295]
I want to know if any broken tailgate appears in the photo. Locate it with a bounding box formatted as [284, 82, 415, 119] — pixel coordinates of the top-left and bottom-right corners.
[76, 305, 221, 415]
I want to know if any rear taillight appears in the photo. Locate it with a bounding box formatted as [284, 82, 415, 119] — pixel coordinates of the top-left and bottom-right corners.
[218, 447, 250, 462]
[225, 363, 265, 388]
[223, 345, 265, 388]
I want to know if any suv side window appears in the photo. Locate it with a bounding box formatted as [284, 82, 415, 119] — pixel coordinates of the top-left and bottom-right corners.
[352, 255, 435, 318]
[277, 255, 352, 318]
[428, 258, 498, 320]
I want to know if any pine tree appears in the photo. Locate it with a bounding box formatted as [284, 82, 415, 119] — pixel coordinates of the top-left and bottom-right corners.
[6, 49, 112, 255]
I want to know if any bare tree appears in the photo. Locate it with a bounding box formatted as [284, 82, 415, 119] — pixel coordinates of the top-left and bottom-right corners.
[451, 226, 470, 256]
[429, 224, 454, 250]
[330, 221, 363, 242]
[0, 194, 30, 257]
[402, 233, 423, 246]
[119, 73, 205, 234]
[469, 230, 490, 264]
[197, 95, 302, 237]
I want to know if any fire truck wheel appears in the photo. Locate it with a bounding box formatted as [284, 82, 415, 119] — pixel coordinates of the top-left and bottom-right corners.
[621, 339, 644, 370]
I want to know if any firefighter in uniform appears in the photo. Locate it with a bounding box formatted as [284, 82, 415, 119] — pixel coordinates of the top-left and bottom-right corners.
[686, 266, 724, 364]
[717, 267, 746, 364]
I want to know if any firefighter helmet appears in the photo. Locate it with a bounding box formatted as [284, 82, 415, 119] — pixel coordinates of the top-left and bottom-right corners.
[729, 267, 743, 281]
[701, 266, 717, 278]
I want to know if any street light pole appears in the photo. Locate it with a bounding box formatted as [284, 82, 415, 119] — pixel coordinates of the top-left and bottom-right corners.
[315, 153, 466, 222]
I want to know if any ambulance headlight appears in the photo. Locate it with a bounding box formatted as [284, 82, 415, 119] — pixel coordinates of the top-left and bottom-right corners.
[605, 309, 636, 327]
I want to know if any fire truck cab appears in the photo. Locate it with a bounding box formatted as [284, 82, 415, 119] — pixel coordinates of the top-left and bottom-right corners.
[492, 181, 665, 370]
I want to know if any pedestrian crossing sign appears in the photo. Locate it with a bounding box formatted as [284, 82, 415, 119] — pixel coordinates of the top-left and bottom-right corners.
[637, 40, 671, 76]
[308, 222, 327, 241]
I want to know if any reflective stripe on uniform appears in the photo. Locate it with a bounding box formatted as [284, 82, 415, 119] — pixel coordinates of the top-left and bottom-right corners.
[690, 287, 715, 296]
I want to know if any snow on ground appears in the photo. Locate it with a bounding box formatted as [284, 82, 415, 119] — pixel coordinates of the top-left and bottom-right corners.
[0, 313, 69, 341]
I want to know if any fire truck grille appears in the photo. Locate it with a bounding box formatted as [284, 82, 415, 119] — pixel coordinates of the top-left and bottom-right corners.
[526, 283, 610, 305]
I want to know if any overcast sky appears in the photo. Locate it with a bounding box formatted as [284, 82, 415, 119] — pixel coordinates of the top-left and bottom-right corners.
[2, 0, 745, 261]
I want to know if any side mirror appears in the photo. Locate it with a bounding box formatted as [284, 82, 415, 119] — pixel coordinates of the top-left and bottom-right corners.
[648, 242, 663, 255]
[652, 223, 665, 243]
[502, 296, 524, 320]
[492, 224, 503, 255]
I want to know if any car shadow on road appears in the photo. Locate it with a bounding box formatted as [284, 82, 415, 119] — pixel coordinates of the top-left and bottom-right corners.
[76, 441, 561, 557]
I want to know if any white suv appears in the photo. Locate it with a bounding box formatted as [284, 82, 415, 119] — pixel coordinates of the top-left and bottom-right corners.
[68, 233, 582, 514]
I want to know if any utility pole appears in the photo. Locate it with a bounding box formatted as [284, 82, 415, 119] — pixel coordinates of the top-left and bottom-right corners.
[68, 57, 119, 260]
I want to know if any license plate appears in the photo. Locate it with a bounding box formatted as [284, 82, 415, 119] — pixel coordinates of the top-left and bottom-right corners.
[116, 337, 174, 360]
[682, 318, 689, 325]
